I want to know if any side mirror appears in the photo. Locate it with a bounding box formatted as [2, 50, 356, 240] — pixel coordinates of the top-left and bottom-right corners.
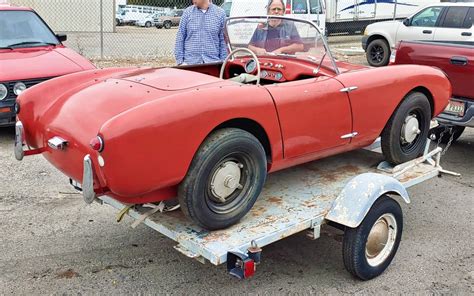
[402, 18, 410, 26]
[56, 34, 67, 42]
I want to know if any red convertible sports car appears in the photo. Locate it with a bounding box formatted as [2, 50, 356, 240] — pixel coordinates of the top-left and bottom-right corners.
[15, 16, 450, 230]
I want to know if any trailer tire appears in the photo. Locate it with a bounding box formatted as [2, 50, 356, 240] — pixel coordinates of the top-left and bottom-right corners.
[343, 195, 403, 280]
[178, 128, 267, 230]
[366, 39, 390, 67]
[381, 91, 431, 164]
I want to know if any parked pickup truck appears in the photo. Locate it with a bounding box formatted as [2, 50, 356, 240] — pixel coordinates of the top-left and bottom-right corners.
[391, 40, 473, 142]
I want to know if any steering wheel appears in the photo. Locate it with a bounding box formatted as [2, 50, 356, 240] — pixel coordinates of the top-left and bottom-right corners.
[219, 47, 261, 85]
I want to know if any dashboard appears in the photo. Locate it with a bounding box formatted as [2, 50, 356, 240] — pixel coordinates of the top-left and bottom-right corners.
[228, 56, 330, 83]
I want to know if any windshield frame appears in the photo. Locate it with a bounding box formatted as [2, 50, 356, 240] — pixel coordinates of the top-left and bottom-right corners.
[225, 15, 339, 75]
[0, 10, 61, 49]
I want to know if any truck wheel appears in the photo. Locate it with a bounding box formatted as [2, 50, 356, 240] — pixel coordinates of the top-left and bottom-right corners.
[381, 92, 431, 164]
[164, 21, 171, 29]
[178, 128, 267, 230]
[343, 195, 403, 280]
[145, 21, 152, 28]
[430, 125, 465, 144]
[366, 39, 390, 67]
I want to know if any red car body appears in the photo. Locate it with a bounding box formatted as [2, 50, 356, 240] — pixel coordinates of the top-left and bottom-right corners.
[0, 4, 95, 126]
[16, 57, 450, 204]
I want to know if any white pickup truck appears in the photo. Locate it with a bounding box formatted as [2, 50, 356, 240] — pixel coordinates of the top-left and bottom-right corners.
[362, 2, 474, 66]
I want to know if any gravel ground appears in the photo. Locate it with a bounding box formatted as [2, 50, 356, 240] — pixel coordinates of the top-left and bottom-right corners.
[0, 44, 472, 294]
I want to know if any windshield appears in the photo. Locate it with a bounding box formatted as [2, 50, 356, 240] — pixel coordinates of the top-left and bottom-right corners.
[225, 16, 338, 73]
[0, 10, 59, 49]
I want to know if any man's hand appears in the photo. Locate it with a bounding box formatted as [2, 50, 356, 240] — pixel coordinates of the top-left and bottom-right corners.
[254, 48, 267, 55]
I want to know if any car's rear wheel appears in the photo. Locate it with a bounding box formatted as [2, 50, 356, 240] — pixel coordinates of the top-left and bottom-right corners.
[164, 21, 172, 29]
[381, 92, 431, 164]
[178, 128, 267, 230]
[366, 39, 390, 67]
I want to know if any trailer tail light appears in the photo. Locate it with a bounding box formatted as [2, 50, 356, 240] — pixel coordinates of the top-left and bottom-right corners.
[90, 136, 104, 152]
[286, 1, 291, 14]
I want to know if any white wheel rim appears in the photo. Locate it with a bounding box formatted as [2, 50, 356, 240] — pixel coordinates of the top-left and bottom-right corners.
[210, 161, 243, 203]
[365, 213, 398, 267]
[401, 114, 420, 144]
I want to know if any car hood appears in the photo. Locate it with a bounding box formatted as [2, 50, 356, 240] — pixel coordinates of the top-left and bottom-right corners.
[0, 47, 93, 81]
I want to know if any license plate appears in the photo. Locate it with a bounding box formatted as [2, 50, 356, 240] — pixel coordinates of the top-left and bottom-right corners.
[444, 100, 465, 117]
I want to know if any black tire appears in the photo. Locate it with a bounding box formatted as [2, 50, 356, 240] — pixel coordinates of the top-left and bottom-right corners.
[145, 21, 152, 28]
[366, 39, 390, 67]
[178, 128, 267, 230]
[381, 92, 431, 164]
[430, 125, 465, 144]
[343, 196, 403, 280]
[164, 21, 172, 29]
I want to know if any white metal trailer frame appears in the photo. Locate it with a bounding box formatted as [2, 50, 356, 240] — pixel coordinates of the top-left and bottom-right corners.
[97, 140, 452, 279]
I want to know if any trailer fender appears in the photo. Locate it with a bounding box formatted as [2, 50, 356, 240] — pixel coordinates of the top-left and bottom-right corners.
[325, 173, 410, 228]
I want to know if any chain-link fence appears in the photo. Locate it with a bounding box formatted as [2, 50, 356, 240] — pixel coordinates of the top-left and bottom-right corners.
[10, 0, 444, 61]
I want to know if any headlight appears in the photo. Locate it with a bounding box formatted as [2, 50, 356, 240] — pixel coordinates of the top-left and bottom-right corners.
[13, 82, 27, 96]
[0, 84, 7, 100]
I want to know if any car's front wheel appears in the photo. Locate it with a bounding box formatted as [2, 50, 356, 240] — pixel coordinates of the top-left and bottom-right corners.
[381, 92, 431, 164]
[366, 39, 390, 67]
[145, 21, 152, 28]
[178, 128, 267, 230]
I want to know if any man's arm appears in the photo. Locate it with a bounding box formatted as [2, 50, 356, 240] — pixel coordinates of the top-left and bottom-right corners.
[174, 10, 189, 65]
[218, 13, 228, 60]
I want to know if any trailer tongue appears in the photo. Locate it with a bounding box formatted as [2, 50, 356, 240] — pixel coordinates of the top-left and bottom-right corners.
[97, 140, 453, 280]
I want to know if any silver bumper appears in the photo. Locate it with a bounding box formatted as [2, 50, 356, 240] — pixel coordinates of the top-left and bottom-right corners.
[83, 154, 96, 204]
[14, 121, 25, 161]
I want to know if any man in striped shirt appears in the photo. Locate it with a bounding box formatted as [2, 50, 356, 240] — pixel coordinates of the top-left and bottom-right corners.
[174, 0, 227, 65]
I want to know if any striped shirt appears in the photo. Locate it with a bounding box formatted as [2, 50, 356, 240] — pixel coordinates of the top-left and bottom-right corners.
[174, 4, 227, 65]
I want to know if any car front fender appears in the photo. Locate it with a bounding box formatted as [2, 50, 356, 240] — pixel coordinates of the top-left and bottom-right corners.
[325, 173, 410, 228]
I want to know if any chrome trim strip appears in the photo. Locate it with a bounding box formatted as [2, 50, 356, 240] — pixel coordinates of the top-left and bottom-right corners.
[341, 132, 358, 139]
[14, 121, 24, 161]
[340, 86, 358, 93]
[83, 154, 96, 204]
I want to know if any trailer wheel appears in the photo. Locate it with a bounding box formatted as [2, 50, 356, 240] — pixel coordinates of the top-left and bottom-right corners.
[366, 39, 390, 67]
[178, 128, 267, 230]
[343, 195, 403, 280]
[381, 91, 431, 164]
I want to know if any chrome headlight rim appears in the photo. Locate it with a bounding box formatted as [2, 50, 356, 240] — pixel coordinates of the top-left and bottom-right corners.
[0, 84, 7, 101]
[13, 82, 27, 96]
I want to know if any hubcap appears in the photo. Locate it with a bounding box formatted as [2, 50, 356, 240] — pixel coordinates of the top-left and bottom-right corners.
[365, 213, 398, 267]
[401, 114, 420, 144]
[371, 45, 384, 63]
[210, 161, 243, 203]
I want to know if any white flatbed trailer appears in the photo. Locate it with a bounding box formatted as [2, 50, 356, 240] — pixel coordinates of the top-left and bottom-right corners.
[98, 141, 452, 280]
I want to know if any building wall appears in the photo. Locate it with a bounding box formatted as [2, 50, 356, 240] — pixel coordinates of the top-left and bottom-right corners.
[11, 0, 116, 32]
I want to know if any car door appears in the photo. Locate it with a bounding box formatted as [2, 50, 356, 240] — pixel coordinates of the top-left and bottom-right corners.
[265, 77, 352, 158]
[396, 6, 444, 43]
[434, 7, 474, 42]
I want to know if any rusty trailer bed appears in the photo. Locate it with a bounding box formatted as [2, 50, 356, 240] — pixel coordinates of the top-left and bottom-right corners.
[99, 146, 442, 268]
